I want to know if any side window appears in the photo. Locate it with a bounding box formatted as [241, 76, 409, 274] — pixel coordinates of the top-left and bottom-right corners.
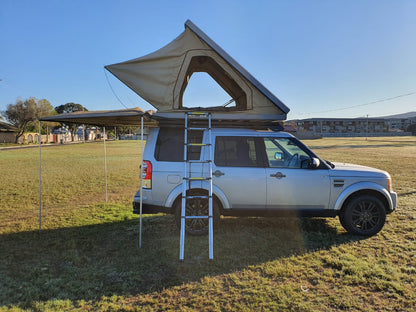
[155, 128, 203, 161]
[264, 137, 310, 168]
[215, 136, 260, 167]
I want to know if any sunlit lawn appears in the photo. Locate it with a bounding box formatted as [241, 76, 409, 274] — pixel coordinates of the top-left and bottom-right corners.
[0, 138, 415, 311]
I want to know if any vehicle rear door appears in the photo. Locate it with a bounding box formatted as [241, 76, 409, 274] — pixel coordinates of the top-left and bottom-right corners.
[212, 136, 266, 209]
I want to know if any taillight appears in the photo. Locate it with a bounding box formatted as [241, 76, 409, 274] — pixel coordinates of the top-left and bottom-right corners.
[141, 160, 152, 189]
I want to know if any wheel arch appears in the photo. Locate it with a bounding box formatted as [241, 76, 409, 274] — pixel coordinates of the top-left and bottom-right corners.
[334, 182, 393, 214]
[164, 184, 229, 212]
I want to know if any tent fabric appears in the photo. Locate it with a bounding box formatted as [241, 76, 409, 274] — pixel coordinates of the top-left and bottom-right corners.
[105, 20, 289, 119]
[39, 108, 158, 127]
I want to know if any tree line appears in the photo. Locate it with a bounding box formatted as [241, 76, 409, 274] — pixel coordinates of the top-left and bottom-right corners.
[1, 98, 88, 143]
[1, 98, 142, 143]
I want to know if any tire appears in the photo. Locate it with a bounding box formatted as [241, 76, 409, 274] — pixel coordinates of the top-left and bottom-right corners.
[174, 191, 220, 236]
[340, 195, 386, 236]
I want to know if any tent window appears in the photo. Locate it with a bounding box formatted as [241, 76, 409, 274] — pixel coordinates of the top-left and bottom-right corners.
[179, 56, 247, 111]
[182, 72, 234, 109]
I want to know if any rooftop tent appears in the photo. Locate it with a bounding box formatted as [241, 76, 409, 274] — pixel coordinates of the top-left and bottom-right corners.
[105, 20, 289, 121]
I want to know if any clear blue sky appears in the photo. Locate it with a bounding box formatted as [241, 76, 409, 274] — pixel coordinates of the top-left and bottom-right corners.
[1, 0, 415, 120]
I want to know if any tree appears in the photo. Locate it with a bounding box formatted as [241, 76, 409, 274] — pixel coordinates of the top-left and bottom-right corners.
[54, 103, 88, 141]
[55, 103, 88, 114]
[4, 98, 37, 143]
[26, 99, 58, 135]
[4, 97, 57, 143]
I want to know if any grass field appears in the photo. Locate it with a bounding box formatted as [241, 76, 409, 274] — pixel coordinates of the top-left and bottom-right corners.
[1, 137, 415, 311]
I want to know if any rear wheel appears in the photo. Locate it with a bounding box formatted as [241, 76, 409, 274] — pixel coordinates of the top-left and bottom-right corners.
[340, 195, 386, 236]
[174, 191, 220, 236]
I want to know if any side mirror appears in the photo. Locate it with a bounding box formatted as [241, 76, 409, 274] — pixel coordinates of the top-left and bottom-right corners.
[274, 152, 283, 160]
[309, 157, 320, 169]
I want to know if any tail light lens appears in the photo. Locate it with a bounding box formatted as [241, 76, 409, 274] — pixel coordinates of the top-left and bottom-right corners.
[141, 160, 152, 189]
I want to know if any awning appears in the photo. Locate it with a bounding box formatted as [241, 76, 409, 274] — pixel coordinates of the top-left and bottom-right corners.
[39, 108, 158, 127]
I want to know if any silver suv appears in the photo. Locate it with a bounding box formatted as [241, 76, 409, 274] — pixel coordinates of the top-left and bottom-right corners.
[134, 127, 397, 236]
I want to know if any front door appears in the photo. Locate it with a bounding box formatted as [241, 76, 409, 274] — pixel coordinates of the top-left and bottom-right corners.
[263, 137, 330, 210]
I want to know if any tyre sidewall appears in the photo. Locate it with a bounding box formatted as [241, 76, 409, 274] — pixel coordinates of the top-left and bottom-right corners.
[341, 195, 386, 236]
[174, 196, 220, 236]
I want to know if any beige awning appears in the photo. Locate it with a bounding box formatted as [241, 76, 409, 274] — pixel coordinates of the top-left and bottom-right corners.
[39, 108, 158, 127]
[105, 20, 289, 119]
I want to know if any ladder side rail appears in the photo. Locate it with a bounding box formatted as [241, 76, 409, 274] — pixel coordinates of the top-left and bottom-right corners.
[179, 114, 189, 260]
[208, 114, 214, 259]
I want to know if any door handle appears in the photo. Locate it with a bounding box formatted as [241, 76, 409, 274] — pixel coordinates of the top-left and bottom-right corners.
[270, 172, 286, 179]
[213, 170, 225, 177]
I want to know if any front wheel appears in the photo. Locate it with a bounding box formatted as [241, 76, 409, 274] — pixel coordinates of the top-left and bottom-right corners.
[174, 193, 220, 236]
[340, 195, 386, 236]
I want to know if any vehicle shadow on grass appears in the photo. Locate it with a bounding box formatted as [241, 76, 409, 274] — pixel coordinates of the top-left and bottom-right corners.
[0, 215, 364, 308]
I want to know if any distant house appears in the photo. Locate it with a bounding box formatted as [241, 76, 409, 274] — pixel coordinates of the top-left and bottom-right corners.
[0, 121, 17, 143]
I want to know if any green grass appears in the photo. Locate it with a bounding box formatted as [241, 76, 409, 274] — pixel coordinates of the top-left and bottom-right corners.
[1, 138, 415, 311]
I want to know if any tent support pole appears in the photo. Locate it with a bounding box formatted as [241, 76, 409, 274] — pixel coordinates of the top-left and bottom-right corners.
[139, 116, 143, 248]
[104, 126, 108, 203]
[38, 120, 42, 232]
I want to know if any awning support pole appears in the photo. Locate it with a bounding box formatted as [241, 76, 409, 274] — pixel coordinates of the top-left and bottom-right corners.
[104, 126, 108, 203]
[139, 116, 143, 248]
[38, 120, 42, 232]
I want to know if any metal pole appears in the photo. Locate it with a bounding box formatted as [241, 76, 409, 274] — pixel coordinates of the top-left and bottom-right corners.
[139, 116, 143, 248]
[38, 120, 42, 232]
[103, 126, 108, 203]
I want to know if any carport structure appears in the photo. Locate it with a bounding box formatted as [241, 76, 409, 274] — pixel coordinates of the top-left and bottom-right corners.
[39, 19, 289, 254]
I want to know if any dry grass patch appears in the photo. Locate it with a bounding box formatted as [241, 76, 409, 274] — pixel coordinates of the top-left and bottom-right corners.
[1, 137, 415, 311]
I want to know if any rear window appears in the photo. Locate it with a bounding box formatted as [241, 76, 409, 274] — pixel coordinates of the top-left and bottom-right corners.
[154, 128, 203, 162]
[214, 136, 261, 167]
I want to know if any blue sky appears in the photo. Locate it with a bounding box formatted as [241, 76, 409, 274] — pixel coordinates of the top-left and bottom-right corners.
[1, 0, 415, 120]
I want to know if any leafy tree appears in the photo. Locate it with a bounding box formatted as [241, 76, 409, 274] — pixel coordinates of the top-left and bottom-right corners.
[55, 103, 88, 114]
[26, 99, 58, 134]
[4, 97, 57, 143]
[54, 103, 88, 141]
[4, 98, 37, 143]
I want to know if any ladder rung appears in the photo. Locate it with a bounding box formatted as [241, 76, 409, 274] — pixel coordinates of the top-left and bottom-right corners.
[186, 143, 210, 146]
[184, 177, 211, 181]
[184, 195, 211, 199]
[186, 160, 211, 164]
[184, 216, 210, 219]
[188, 127, 210, 131]
[187, 112, 209, 115]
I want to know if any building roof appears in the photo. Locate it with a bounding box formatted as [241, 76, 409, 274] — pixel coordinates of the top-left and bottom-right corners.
[0, 120, 17, 132]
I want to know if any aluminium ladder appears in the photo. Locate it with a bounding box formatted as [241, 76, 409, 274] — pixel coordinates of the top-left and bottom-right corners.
[180, 112, 214, 260]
